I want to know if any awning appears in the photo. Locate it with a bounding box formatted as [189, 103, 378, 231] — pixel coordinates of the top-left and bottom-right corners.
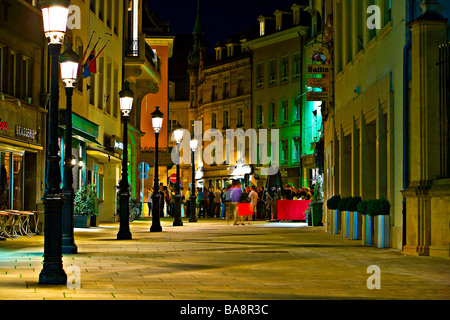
[72, 128, 102, 147]
[86, 145, 122, 164]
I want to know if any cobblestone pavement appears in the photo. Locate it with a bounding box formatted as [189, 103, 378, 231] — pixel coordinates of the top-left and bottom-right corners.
[0, 218, 449, 301]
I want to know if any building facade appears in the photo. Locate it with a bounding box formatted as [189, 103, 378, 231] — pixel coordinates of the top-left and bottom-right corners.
[0, 0, 47, 213]
[324, 0, 450, 257]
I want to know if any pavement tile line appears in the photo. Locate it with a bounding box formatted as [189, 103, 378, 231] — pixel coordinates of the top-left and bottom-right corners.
[0, 219, 449, 300]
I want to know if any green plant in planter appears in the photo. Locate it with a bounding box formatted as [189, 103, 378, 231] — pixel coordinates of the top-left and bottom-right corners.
[367, 197, 390, 216]
[357, 200, 368, 215]
[337, 197, 351, 212]
[347, 196, 362, 212]
[326, 195, 341, 210]
[74, 184, 99, 217]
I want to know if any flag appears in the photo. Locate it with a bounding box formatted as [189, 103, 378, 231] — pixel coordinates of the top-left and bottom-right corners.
[82, 49, 95, 78]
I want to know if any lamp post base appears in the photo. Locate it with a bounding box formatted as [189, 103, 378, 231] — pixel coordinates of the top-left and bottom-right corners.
[39, 267, 67, 285]
[150, 225, 162, 232]
[117, 231, 132, 240]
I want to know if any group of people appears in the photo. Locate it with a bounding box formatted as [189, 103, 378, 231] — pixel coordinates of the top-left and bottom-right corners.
[145, 181, 314, 224]
[281, 184, 313, 201]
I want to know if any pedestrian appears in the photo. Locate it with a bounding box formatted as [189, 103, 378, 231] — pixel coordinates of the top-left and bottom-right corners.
[147, 187, 153, 216]
[248, 185, 258, 224]
[159, 183, 165, 217]
[224, 184, 233, 223]
[197, 187, 207, 218]
[231, 181, 243, 225]
[207, 187, 215, 217]
[214, 187, 222, 218]
[184, 187, 191, 218]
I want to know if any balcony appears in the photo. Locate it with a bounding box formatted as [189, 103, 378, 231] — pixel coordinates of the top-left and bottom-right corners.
[124, 34, 162, 87]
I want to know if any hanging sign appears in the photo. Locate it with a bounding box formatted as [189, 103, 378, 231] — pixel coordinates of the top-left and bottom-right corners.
[306, 65, 331, 75]
[306, 78, 330, 88]
[307, 92, 330, 101]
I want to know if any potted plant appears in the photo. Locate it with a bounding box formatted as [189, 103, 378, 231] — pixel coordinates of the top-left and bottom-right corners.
[337, 197, 351, 238]
[326, 195, 341, 234]
[367, 197, 390, 248]
[307, 176, 324, 227]
[74, 185, 99, 228]
[347, 196, 362, 240]
[358, 200, 373, 245]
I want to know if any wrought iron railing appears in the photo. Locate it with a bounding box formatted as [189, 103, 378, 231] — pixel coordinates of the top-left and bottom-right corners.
[125, 39, 139, 57]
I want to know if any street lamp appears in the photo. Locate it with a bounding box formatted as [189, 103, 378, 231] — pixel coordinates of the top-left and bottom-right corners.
[189, 139, 198, 222]
[150, 106, 164, 232]
[39, 0, 70, 285]
[60, 43, 79, 254]
[117, 81, 134, 240]
[172, 122, 184, 226]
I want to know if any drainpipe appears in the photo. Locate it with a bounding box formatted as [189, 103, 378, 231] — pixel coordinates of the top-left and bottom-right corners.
[402, 0, 414, 246]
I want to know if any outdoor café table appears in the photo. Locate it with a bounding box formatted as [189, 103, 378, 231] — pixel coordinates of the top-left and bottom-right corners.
[0, 211, 13, 240]
[276, 200, 310, 221]
[18, 211, 34, 237]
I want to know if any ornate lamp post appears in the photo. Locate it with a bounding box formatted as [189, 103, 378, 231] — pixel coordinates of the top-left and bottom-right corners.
[39, 0, 70, 285]
[172, 123, 184, 226]
[189, 139, 198, 223]
[60, 44, 79, 254]
[117, 81, 134, 240]
[150, 106, 164, 232]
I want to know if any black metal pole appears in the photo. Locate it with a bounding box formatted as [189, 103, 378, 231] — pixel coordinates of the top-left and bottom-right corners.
[39, 43, 67, 285]
[62, 86, 77, 254]
[173, 142, 183, 226]
[189, 148, 197, 222]
[117, 115, 132, 240]
[151, 132, 162, 232]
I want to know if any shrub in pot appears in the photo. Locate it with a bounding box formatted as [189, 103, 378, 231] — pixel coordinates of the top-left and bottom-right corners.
[74, 185, 99, 228]
[367, 197, 390, 248]
[358, 200, 374, 245]
[347, 197, 362, 240]
[327, 195, 341, 234]
[338, 197, 351, 237]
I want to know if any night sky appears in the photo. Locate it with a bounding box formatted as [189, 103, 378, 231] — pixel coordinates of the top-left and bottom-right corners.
[145, 0, 303, 51]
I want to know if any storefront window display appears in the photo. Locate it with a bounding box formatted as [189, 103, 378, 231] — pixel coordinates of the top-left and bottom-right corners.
[0, 151, 24, 210]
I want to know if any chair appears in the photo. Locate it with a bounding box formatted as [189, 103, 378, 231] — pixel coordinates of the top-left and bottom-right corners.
[18, 211, 34, 237]
[5, 210, 21, 239]
[0, 211, 14, 240]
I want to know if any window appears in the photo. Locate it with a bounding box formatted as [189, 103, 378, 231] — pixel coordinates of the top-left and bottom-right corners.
[97, 57, 104, 110]
[269, 103, 276, 125]
[106, 61, 112, 114]
[256, 63, 264, 88]
[292, 140, 300, 163]
[9, 51, 18, 98]
[293, 53, 301, 78]
[0, 45, 5, 93]
[280, 100, 288, 125]
[211, 85, 217, 101]
[76, 45, 84, 92]
[89, 72, 96, 106]
[257, 105, 264, 127]
[269, 59, 277, 84]
[259, 20, 265, 36]
[114, 0, 119, 35]
[384, 0, 392, 25]
[293, 98, 301, 122]
[113, 67, 119, 118]
[190, 120, 195, 137]
[90, 0, 96, 13]
[222, 82, 229, 99]
[223, 110, 229, 129]
[168, 119, 177, 134]
[281, 142, 287, 165]
[237, 78, 244, 95]
[237, 109, 243, 127]
[21, 56, 32, 101]
[107, 0, 112, 29]
[98, 0, 104, 21]
[281, 56, 289, 82]
[211, 113, 217, 129]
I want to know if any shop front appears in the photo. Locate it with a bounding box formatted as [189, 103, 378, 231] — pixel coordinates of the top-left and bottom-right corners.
[0, 101, 46, 212]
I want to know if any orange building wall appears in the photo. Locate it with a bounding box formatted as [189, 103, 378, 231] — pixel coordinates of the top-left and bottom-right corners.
[141, 45, 169, 149]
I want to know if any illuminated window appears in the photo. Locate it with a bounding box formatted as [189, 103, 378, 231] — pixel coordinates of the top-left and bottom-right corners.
[259, 20, 265, 36]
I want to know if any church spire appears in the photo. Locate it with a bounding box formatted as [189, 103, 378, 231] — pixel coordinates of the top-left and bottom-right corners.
[193, 0, 203, 36]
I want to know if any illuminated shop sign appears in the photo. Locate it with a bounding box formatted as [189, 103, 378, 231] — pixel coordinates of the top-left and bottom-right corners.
[114, 140, 124, 150]
[0, 118, 8, 132]
[15, 126, 37, 141]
